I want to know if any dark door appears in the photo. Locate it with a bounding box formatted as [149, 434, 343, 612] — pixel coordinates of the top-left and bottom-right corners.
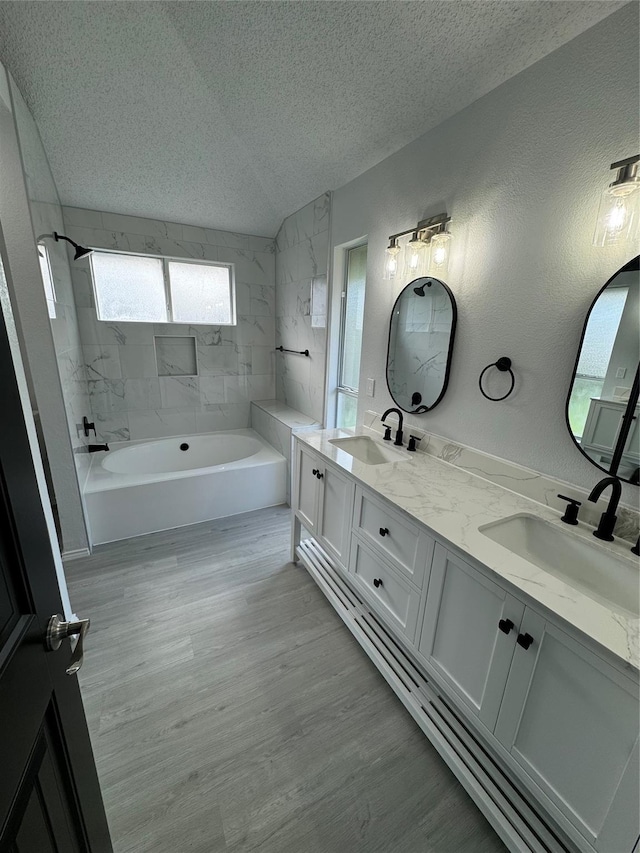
[0, 275, 112, 850]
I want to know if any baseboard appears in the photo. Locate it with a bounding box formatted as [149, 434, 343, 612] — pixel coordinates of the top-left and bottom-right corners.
[62, 547, 91, 562]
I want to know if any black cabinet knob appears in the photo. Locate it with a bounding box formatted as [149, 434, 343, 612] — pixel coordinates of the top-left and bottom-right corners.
[373, 578, 383, 588]
[312, 468, 318, 476]
[517, 632, 534, 650]
[316, 471, 324, 479]
[498, 618, 514, 635]
[379, 527, 389, 537]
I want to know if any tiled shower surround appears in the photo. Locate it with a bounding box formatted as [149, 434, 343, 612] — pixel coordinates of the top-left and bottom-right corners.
[62, 206, 276, 442]
[275, 192, 330, 424]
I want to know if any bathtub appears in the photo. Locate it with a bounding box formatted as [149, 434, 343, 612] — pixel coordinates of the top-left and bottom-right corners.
[83, 429, 286, 545]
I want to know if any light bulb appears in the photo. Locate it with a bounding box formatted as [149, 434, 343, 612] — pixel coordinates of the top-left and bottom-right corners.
[429, 232, 452, 274]
[593, 156, 640, 247]
[594, 185, 639, 246]
[383, 241, 401, 280]
[406, 231, 426, 275]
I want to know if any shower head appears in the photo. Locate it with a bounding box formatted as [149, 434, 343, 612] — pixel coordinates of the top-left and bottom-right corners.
[413, 278, 432, 297]
[53, 232, 93, 261]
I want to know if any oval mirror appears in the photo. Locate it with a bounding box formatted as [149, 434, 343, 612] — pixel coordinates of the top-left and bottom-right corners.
[566, 256, 639, 484]
[386, 276, 457, 413]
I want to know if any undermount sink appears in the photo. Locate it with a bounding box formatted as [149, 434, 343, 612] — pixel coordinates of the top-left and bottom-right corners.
[479, 514, 639, 617]
[328, 435, 408, 466]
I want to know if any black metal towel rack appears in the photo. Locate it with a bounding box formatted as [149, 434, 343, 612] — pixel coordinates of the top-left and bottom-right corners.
[479, 356, 515, 401]
[275, 346, 310, 357]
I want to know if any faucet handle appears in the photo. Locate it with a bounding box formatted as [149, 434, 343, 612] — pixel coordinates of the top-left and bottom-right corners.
[383, 425, 392, 441]
[407, 435, 422, 452]
[558, 494, 581, 525]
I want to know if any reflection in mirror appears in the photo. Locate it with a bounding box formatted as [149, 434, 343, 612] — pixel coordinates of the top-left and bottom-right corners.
[567, 256, 639, 484]
[386, 277, 456, 413]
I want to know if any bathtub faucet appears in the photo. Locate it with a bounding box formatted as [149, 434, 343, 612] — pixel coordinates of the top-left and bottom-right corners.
[88, 443, 109, 453]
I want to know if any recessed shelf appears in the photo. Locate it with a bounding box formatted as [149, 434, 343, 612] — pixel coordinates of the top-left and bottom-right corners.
[154, 335, 198, 376]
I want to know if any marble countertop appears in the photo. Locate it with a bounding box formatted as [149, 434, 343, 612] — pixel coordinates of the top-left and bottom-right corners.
[297, 427, 640, 672]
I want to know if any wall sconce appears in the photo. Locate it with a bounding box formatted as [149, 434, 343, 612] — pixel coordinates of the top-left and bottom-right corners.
[384, 213, 451, 282]
[383, 236, 401, 280]
[593, 155, 639, 247]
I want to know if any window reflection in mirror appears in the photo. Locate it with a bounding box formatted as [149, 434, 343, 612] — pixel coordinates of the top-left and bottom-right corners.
[567, 257, 639, 484]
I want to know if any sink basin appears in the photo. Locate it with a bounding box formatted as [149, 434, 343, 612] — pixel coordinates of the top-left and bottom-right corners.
[479, 514, 639, 617]
[328, 436, 408, 466]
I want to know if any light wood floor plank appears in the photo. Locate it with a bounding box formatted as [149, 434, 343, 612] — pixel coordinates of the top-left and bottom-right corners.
[66, 505, 506, 853]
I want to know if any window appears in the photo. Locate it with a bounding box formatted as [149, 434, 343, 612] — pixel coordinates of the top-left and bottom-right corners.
[336, 243, 367, 429]
[37, 243, 56, 319]
[568, 286, 629, 438]
[90, 250, 235, 325]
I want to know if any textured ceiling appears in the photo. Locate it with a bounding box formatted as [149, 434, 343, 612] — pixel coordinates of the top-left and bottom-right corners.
[0, 1, 626, 236]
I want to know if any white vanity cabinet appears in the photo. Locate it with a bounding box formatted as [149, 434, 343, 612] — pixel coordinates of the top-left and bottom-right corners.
[494, 609, 640, 853]
[417, 545, 639, 852]
[292, 436, 640, 853]
[294, 444, 354, 568]
[417, 545, 525, 731]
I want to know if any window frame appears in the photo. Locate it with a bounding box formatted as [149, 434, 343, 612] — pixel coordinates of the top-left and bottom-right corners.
[37, 242, 57, 319]
[335, 242, 367, 429]
[89, 248, 236, 326]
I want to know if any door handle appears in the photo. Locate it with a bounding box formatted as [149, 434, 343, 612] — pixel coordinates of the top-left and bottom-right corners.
[46, 614, 90, 675]
[498, 618, 514, 635]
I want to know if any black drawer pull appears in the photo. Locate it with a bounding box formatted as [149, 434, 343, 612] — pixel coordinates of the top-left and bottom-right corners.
[517, 632, 534, 650]
[379, 527, 389, 537]
[498, 618, 514, 635]
[373, 578, 383, 589]
[312, 468, 318, 476]
[316, 471, 323, 479]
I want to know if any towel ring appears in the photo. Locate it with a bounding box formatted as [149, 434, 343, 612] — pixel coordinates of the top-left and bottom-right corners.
[479, 357, 515, 402]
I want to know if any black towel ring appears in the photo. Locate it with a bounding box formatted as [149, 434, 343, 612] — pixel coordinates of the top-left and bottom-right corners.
[479, 357, 515, 402]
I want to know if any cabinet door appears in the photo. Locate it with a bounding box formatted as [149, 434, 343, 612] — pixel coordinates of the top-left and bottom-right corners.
[418, 545, 524, 732]
[295, 445, 320, 533]
[317, 462, 354, 567]
[495, 610, 640, 852]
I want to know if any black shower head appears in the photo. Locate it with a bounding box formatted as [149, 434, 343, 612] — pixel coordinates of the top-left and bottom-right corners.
[53, 231, 93, 261]
[413, 278, 432, 297]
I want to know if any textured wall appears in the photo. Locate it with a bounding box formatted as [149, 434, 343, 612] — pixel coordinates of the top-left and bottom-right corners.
[9, 77, 89, 553]
[62, 207, 275, 441]
[331, 5, 640, 507]
[275, 192, 330, 424]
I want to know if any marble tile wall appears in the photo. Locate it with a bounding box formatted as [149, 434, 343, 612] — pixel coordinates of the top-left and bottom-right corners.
[274, 192, 330, 425]
[62, 207, 276, 441]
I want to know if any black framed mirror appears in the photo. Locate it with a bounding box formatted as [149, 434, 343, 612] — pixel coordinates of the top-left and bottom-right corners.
[566, 256, 639, 484]
[386, 276, 456, 413]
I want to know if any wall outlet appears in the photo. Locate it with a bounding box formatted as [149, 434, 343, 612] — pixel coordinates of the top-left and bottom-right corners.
[366, 378, 375, 397]
[616, 367, 627, 379]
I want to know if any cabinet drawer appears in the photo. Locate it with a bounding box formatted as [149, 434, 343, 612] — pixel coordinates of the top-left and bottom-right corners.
[353, 487, 432, 587]
[350, 536, 420, 642]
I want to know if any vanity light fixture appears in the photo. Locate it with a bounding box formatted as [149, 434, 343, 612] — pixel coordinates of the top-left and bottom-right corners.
[383, 237, 401, 280]
[593, 155, 640, 247]
[384, 213, 451, 282]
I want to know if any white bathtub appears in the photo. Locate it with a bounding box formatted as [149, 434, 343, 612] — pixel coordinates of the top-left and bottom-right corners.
[84, 429, 286, 545]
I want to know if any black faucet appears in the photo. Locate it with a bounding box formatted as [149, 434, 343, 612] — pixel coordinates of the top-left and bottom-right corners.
[381, 408, 404, 447]
[588, 476, 622, 542]
[88, 443, 109, 453]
